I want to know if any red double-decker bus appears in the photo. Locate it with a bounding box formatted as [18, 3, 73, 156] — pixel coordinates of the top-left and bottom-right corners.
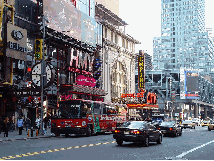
[51, 99, 126, 137]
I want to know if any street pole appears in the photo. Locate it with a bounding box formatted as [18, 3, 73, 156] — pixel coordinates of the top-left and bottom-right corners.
[40, 14, 48, 135]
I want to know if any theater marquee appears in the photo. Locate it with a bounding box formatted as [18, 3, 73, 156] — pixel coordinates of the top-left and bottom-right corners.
[138, 50, 145, 91]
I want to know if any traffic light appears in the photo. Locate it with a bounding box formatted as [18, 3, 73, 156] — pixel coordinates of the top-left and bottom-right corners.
[34, 39, 43, 60]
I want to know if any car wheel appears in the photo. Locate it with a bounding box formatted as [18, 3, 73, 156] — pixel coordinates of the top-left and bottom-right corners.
[116, 140, 123, 146]
[157, 135, 162, 144]
[173, 131, 177, 137]
[208, 127, 211, 131]
[144, 137, 149, 147]
[194, 126, 195, 129]
[179, 131, 182, 136]
[86, 126, 92, 137]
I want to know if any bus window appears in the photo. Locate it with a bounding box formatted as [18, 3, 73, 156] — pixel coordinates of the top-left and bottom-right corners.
[82, 104, 88, 117]
[93, 103, 101, 115]
[58, 102, 81, 119]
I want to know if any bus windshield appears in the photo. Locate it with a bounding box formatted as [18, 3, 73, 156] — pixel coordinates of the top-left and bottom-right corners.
[58, 101, 81, 119]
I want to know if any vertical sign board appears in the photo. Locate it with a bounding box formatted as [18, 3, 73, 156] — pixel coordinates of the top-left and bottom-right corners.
[180, 68, 185, 99]
[138, 51, 145, 91]
[185, 70, 199, 99]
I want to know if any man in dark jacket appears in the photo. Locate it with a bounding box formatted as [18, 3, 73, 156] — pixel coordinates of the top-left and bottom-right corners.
[24, 118, 31, 134]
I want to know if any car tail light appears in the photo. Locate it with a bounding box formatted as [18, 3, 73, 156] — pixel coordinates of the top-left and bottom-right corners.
[158, 127, 160, 130]
[131, 130, 142, 134]
[114, 130, 120, 133]
[169, 128, 173, 130]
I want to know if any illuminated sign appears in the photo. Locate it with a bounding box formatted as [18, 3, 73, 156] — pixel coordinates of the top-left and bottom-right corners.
[121, 92, 144, 98]
[138, 52, 145, 90]
[121, 92, 157, 104]
[60, 94, 73, 100]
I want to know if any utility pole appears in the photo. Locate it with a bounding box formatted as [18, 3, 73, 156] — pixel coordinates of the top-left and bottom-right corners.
[40, 14, 49, 135]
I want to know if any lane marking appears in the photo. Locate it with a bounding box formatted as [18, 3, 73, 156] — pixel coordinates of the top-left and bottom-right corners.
[175, 139, 214, 159]
[0, 140, 116, 160]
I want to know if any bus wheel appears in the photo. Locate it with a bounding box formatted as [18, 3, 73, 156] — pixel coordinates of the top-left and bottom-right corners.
[86, 126, 92, 137]
[65, 134, 69, 138]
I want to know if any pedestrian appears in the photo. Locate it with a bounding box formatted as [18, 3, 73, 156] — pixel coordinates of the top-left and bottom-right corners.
[43, 117, 48, 134]
[35, 116, 41, 134]
[4, 117, 10, 137]
[24, 118, 31, 134]
[17, 117, 24, 135]
[0, 117, 3, 134]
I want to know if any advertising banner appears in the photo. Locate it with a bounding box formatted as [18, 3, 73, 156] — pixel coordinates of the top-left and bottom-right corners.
[180, 68, 185, 99]
[185, 70, 199, 99]
[43, 0, 81, 41]
[180, 69, 199, 99]
[6, 23, 27, 60]
[81, 12, 96, 47]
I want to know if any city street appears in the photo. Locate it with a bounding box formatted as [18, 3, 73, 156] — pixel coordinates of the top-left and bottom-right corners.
[0, 126, 214, 160]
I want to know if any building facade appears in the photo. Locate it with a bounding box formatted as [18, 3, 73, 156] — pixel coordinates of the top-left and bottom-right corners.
[0, 0, 104, 127]
[95, 3, 140, 109]
[153, 0, 214, 79]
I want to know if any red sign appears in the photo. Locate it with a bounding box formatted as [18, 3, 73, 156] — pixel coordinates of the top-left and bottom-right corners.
[76, 75, 86, 85]
[76, 75, 96, 87]
[60, 94, 73, 100]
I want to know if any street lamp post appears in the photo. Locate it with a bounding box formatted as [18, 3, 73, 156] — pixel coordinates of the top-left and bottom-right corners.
[40, 14, 49, 135]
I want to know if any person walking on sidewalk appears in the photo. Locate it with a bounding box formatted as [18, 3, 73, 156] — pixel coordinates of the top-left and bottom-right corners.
[4, 117, 10, 137]
[24, 118, 31, 134]
[35, 116, 41, 134]
[43, 117, 48, 134]
[17, 117, 24, 135]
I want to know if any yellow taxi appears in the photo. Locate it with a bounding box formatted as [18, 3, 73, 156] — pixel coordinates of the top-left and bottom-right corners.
[208, 121, 214, 131]
[201, 120, 210, 127]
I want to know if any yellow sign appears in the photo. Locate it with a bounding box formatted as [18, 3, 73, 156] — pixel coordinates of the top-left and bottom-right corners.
[138, 55, 145, 90]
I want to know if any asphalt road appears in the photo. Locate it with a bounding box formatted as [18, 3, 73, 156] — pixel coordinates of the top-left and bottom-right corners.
[0, 126, 214, 160]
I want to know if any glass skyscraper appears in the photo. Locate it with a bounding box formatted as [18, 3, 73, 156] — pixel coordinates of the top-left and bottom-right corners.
[153, 0, 214, 78]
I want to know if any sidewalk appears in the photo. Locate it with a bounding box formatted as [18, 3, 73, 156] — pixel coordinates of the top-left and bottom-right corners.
[0, 128, 55, 142]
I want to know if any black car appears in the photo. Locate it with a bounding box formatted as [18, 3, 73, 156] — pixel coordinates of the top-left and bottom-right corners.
[158, 121, 182, 137]
[113, 121, 162, 147]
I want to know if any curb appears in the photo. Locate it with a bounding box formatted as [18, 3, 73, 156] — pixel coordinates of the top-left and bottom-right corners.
[0, 135, 54, 142]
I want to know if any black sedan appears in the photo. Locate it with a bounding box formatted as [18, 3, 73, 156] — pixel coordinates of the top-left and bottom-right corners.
[113, 121, 162, 147]
[158, 121, 182, 137]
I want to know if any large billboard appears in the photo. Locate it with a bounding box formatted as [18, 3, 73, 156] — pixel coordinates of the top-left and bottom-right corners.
[180, 69, 199, 99]
[44, 0, 82, 41]
[43, 0, 97, 47]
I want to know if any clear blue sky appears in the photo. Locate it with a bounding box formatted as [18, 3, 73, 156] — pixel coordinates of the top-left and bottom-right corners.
[119, 0, 214, 56]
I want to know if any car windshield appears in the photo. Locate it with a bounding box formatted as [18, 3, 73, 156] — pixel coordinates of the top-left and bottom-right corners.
[192, 119, 198, 121]
[203, 121, 209, 123]
[183, 120, 192, 124]
[160, 122, 174, 126]
[121, 121, 146, 129]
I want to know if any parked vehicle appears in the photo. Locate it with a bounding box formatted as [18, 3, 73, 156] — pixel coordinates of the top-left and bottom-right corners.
[208, 120, 214, 131]
[201, 120, 210, 127]
[182, 120, 196, 129]
[158, 121, 182, 137]
[192, 118, 200, 126]
[51, 99, 126, 137]
[113, 121, 162, 147]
